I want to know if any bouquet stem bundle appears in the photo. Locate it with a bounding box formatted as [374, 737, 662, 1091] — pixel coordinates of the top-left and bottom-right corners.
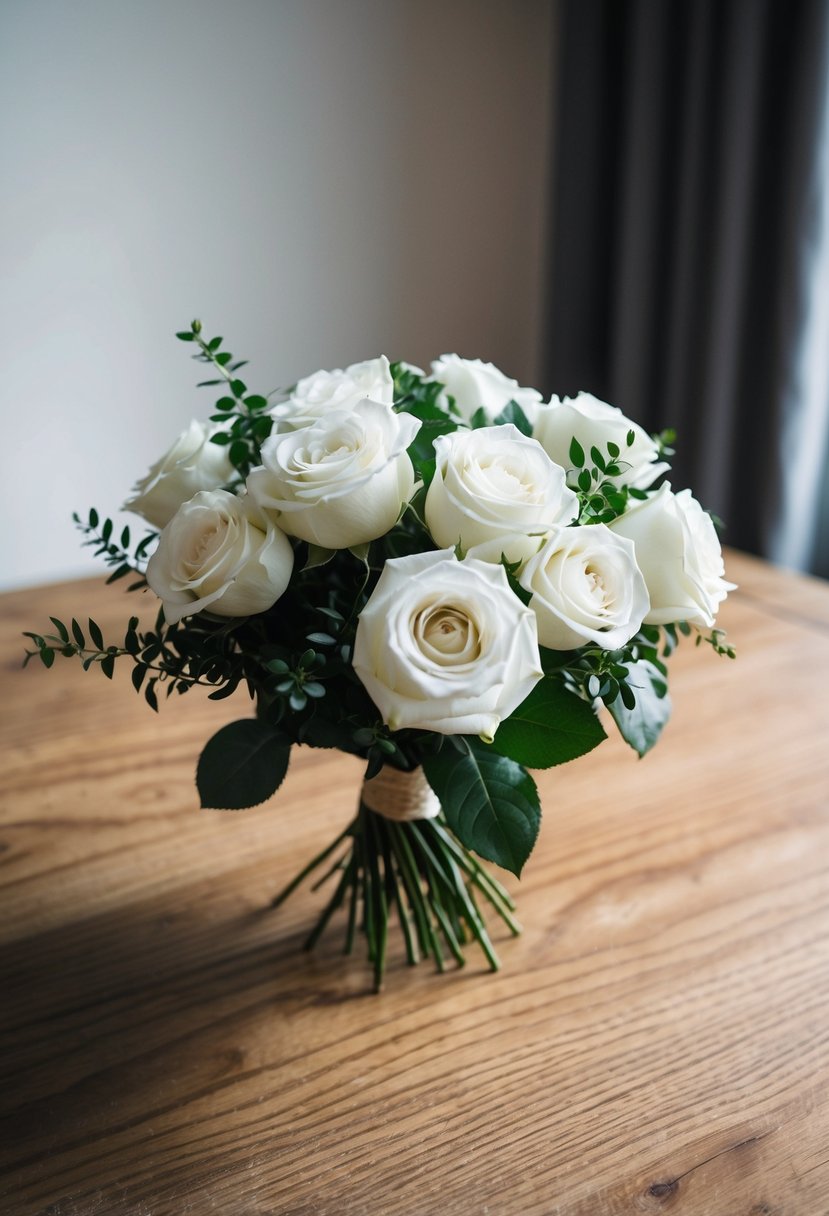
[273, 794, 519, 991]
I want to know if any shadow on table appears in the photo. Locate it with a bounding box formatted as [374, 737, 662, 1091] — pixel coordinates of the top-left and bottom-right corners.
[0, 875, 379, 1185]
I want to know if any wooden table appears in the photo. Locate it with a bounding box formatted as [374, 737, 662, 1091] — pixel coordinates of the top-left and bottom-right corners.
[1, 550, 828, 1215]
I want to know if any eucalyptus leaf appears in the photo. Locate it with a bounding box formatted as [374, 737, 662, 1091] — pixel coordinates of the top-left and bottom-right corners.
[605, 660, 672, 757]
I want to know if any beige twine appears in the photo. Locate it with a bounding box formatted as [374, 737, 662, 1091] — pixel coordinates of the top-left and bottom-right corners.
[361, 766, 440, 822]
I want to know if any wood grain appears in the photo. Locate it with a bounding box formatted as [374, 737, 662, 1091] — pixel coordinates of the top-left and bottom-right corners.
[1, 550, 828, 1216]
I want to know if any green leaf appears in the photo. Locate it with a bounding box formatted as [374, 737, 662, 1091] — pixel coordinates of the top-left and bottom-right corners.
[71, 618, 85, 648]
[229, 439, 249, 467]
[197, 718, 291, 810]
[606, 660, 672, 757]
[49, 617, 69, 643]
[422, 738, 540, 877]
[88, 618, 104, 650]
[569, 437, 585, 468]
[492, 400, 532, 436]
[39, 647, 55, 669]
[491, 679, 606, 769]
[230, 378, 247, 398]
[175, 331, 195, 341]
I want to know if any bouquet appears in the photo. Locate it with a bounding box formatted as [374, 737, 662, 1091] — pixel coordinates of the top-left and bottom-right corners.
[24, 322, 735, 990]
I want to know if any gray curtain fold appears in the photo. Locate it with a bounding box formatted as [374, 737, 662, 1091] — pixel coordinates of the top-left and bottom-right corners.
[544, 0, 829, 574]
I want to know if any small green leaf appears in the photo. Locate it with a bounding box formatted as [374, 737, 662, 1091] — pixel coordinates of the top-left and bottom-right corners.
[100, 654, 116, 679]
[71, 618, 85, 648]
[197, 719, 291, 809]
[176, 331, 195, 341]
[230, 378, 247, 398]
[49, 617, 69, 643]
[215, 396, 236, 411]
[569, 437, 585, 468]
[39, 647, 55, 668]
[88, 618, 104, 650]
[229, 440, 249, 467]
[606, 660, 672, 757]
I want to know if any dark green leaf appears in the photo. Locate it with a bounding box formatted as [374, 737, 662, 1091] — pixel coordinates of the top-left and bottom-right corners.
[88, 618, 104, 650]
[100, 654, 115, 679]
[215, 396, 236, 411]
[71, 618, 85, 648]
[49, 617, 69, 643]
[492, 400, 532, 436]
[423, 738, 540, 877]
[131, 664, 146, 692]
[230, 378, 247, 398]
[244, 394, 268, 411]
[39, 647, 55, 669]
[229, 440, 249, 467]
[197, 718, 290, 809]
[176, 331, 195, 341]
[208, 336, 223, 351]
[569, 437, 585, 468]
[491, 679, 607, 769]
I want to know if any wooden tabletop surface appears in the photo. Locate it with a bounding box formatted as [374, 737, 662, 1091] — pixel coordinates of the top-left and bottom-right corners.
[1, 549, 828, 1216]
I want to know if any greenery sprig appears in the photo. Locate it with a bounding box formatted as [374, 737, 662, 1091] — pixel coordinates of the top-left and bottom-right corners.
[177, 319, 273, 479]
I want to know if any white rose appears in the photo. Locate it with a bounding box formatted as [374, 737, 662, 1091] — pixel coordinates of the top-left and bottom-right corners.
[532, 392, 668, 490]
[430, 354, 543, 425]
[352, 549, 543, 742]
[424, 424, 578, 565]
[269, 355, 394, 430]
[123, 420, 234, 529]
[146, 489, 294, 625]
[246, 400, 420, 550]
[609, 483, 736, 627]
[519, 524, 650, 650]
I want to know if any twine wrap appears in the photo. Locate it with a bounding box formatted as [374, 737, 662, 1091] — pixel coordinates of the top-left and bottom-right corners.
[361, 766, 441, 822]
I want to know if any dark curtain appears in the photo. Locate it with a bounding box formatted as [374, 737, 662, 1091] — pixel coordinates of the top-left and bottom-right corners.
[543, 0, 829, 572]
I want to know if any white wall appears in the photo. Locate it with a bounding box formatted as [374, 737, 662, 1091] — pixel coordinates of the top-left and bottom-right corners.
[0, 0, 555, 589]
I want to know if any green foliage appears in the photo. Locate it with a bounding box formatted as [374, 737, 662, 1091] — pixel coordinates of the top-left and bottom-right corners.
[492, 400, 533, 436]
[422, 738, 541, 877]
[605, 659, 671, 757]
[491, 678, 607, 769]
[183, 319, 274, 479]
[72, 508, 156, 590]
[391, 361, 459, 485]
[196, 719, 291, 809]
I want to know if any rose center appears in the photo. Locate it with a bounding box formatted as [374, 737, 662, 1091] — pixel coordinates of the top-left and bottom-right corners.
[480, 457, 534, 501]
[414, 604, 481, 665]
[185, 519, 228, 572]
